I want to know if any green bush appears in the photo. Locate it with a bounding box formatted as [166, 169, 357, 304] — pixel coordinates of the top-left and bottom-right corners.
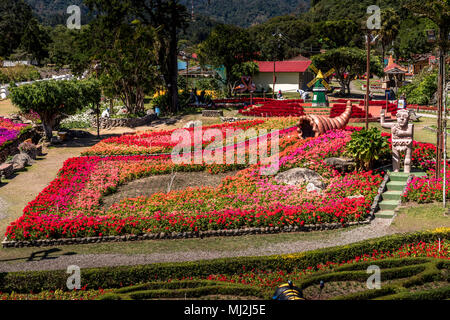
[0, 65, 40, 84]
[345, 128, 389, 170]
[151, 90, 193, 115]
[10, 79, 101, 140]
[398, 67, 448, 105]
[195, 77, 224, 93]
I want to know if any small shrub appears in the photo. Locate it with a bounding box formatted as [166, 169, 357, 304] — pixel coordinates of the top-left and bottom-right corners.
[345, 128, 389, 170]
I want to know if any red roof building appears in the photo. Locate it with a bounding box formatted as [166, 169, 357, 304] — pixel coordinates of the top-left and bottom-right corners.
[256, 60, 311, 73]
[253, 59, 314, 93]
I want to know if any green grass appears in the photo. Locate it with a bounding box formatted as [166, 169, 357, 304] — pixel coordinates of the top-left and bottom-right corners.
[391, 203, 450, 233]
[351, 117, 444, 145]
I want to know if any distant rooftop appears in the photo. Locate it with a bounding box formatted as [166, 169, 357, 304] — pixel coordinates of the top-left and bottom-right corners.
[256, 60, 311, 73]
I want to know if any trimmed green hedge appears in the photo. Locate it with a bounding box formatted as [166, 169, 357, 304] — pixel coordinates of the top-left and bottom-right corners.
[97, 280, 264, 300]
[0, 229, 448, 294]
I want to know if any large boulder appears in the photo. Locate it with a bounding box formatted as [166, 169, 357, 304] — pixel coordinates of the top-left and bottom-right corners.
[324, 157, 356, 173]
[8, 153, 34, 171]
[275, 168, 326, 189]
[0, 163, 14, 179]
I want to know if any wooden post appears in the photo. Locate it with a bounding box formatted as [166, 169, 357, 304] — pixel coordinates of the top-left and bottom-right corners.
[273, 60, 276, 99]
[96, 103, 100, 138]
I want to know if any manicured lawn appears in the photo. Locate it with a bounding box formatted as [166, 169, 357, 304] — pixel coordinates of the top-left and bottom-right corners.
[391, 203, 450, 233]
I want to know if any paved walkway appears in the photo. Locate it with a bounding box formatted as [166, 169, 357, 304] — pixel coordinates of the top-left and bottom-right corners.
[0, 218, 396, 272]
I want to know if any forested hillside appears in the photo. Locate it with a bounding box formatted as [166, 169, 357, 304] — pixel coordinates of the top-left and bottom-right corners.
[179, 0, 310, 27]
[24, 0, 91, 25]
[25, 0, 310, 27]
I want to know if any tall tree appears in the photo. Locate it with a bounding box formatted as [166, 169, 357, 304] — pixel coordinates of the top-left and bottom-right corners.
[10, 79, 101, 141]
[405, 0, 449, 52]
[19, 18, 50, 64]
[378, 8, 400, 65]
[81, 1, 162, 114]
[0, 0, 35, 58]
[85, 0, 189, 114]
[311, 47, 384, 95]
[130, 0, 189, 113]
[198, 24, 258, 95]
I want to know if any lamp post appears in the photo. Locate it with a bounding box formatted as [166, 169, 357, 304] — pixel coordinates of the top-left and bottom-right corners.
[272, 31, 282, 99]
[427, 28, 449, 206]
[427, 29, 446, 182]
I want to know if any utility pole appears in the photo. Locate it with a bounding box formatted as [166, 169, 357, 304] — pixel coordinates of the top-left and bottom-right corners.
[272, 30, 282, 99]
[364, 31, 379, 130]
[436, 46, 444, 180]
[443, 61, 447, 208]
[365, 31, 371, 130]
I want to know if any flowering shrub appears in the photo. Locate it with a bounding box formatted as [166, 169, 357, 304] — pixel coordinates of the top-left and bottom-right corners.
[330, 104, 373, 118]
[203, 240, 449, 290]
[239, 100, 305, 117]
[82, 118, 297, 156]
[0, 288, 111, 300]
[403, 166, 450, 203]
[0, 117, 30, 148]
[59, 110, 92, 129]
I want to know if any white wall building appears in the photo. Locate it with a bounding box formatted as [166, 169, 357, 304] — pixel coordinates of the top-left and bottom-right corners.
[253, 59, 314, 93]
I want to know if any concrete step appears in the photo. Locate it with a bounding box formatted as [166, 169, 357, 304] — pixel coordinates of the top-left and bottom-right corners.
[386, 181, 406, 191]
[388, 173, 410, 182]
[379, 200, 400, 211]
[375, 210, 396, 219]
[382, 190, 403, 201]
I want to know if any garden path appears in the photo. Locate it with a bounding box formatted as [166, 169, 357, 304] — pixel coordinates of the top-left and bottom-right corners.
[0, 218, 395, 272]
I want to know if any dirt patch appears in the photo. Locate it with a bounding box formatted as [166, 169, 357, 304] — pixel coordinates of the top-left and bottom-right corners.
[101, 170, 238, 210]
[0, 99, 18, 117]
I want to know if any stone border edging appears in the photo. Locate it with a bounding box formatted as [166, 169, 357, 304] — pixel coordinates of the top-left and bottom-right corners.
[1, 219, 371, 248]
[370, 173, 390, 219]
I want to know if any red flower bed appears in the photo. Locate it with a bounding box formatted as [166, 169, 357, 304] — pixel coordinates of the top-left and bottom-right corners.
[239, 100, 305, 117]
[330, 104, 373, 118]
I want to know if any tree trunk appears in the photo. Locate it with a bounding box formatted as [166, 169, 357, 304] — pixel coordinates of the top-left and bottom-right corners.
[42, 122, 53, 141]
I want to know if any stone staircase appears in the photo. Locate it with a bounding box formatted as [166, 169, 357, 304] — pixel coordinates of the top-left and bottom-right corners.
[375, 171, 427, 219]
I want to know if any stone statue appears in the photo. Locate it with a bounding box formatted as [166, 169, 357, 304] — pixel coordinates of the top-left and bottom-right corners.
[380, 108, 414, 173]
